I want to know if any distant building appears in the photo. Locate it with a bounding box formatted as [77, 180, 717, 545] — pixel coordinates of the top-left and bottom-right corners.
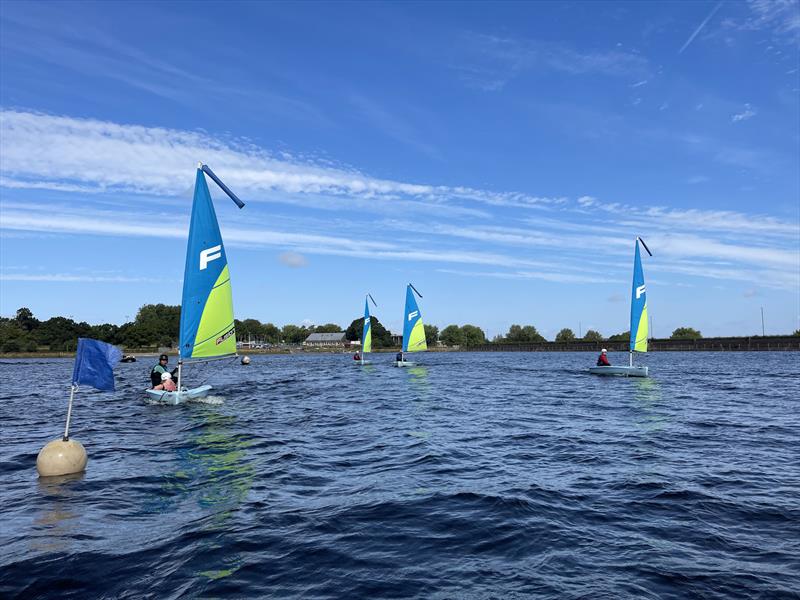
[390, 333, 403, 346]
[303, 332, 347, 347]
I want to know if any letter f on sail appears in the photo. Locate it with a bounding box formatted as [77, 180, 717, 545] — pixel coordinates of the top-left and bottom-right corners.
[200, 245, 222, 270]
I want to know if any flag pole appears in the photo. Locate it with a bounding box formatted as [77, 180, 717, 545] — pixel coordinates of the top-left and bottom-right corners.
[63, 384, 78, 441]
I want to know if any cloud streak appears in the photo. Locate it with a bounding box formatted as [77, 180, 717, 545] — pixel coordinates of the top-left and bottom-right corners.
[679, 2, 724, 54]
[0, 110, 560, 213]
[1, 111, 797, 292]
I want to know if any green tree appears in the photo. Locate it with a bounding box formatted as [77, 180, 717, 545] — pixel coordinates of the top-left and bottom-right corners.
[424, 324, 439, 346]
[281, 324, 309, 344]
[2, 338, 21, 353]
[792, 329, 800, 337]
[460, 324, 486, 346]
[506, 324, 545, 343]
[583, 329, 604, 342]
[89, 323, 121, 344]
[555, 328, 576, 342]
[607, 330, 630, 342]
[671, 327, 702, 340]
[0, 318, 27, 352]
[34, 316, 79, 350]
[15, 307, 39, 332]
[236, 318, 265, 340]
[440, 324, 463, 346]
[345, 316, 393, 348]
[314, 323, 342, 333]
[125, 304, 180, 347]
[262, 323, 281, 344]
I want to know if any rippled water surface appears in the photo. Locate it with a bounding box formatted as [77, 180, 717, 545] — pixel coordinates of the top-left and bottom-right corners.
[1, 351, 799, 599]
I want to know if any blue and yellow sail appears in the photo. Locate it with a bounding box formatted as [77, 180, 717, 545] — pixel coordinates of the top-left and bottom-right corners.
[179, 167, 237, 360]
[629, 238, 649, 353]
[402, 284, 427, 353]
[361, 297, 372, 354]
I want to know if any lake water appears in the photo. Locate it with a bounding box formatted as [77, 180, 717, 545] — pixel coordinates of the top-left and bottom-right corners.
[1, 351, 799, 599]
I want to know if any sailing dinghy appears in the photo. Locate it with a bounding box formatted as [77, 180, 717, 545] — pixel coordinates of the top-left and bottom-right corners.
[356, 294, 377, 365]
[395, 284, 427, 367]
[590, 237, 652, 378]
[146, 164, 245, 404]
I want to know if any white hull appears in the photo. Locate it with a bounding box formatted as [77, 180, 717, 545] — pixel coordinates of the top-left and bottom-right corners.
[145, 384, 213, 405]
[588, 366, 648, 377]
[394, 361, 417, 367]
[354, 359, 371, 365]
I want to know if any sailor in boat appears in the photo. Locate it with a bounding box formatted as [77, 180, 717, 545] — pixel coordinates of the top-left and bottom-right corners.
[396, 351, 405, 363]
[153, 371, 177, 392]
[353, 351, 361, 361]
[596, 349, 611, 366]
[150, 354, 178, 388]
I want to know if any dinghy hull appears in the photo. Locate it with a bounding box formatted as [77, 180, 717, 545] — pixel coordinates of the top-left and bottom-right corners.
[394, 361, 417, 367]
[145, 384, 213, 405]
[588, 366, 648, 377]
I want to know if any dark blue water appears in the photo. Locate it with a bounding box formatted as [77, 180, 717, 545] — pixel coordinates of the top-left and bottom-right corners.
[1, 352, 798, 599]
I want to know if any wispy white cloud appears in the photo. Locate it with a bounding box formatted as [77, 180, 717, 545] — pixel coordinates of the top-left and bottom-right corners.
[0, 110, 560, 213]
[347, 94, 442, 160]
[436, 269, 620, 285]
[729, 0, 800, 43]
[0, 204, 599, 275]
[450, 32, 649, 91]
[0, 272, 167, 283]
[2, 111, 797, 292]
[278, 252, 308, 268]
[731, 103, 758, 122]
[687, 175, 710, 184]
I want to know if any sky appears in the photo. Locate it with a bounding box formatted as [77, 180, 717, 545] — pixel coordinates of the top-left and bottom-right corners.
[0, 0, 798, 339]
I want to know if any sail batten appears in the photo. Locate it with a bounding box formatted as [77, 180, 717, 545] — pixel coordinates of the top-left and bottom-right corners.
[629, 239, 648, 353]
[178, 168, 237, 360]
[402, 284, 427, 353]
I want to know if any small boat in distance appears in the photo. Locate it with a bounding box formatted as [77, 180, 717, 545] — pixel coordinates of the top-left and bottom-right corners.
[146, 163, 245, 404]
[395, 284, 427, 367]
[356, 294, 377, 365]
[590, 237, 652, 378]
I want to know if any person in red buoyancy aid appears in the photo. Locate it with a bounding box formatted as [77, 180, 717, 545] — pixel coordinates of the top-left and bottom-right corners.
[596, 349, 611, 366]
[353, 352, 361, 361]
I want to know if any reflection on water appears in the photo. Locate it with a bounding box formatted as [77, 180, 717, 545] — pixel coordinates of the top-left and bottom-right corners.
[154, 408, 255, 581]
[404, 365, 430, 397]
[32, 472, 86, 554]
[631, 377, 668, 432]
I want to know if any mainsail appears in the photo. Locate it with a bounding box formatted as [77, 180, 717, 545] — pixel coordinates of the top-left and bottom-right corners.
[402, 284, 427, 353]
[629, 237, 651, 354]
[179, 166, 239, 361]
[361, 297, 372, 353]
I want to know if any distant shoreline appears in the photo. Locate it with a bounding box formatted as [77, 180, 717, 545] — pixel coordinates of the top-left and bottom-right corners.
[2, 335, 798, 358]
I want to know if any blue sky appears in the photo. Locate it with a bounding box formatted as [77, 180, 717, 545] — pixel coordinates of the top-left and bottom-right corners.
[1, 0, 798, 338]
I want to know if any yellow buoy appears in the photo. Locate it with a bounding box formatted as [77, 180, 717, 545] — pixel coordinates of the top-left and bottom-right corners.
[36, 438, 88, 477]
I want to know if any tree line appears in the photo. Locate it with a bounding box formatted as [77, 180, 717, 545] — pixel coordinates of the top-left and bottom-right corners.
[2, 305, 792, 353]
[0, 305, 350, 352]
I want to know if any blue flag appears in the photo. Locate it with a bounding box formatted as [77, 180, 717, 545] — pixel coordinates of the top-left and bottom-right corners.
[72, 338, 123, 392]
